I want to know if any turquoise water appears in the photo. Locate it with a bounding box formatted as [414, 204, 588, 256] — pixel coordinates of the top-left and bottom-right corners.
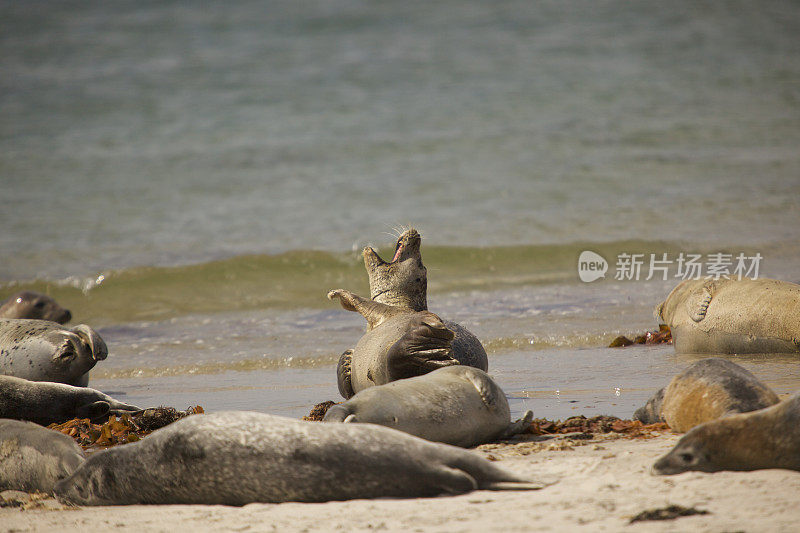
[2, 1, 799, 420]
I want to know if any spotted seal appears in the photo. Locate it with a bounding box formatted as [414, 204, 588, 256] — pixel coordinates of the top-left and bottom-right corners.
[655, 278, 800, 354]
[0, 375, 140, 426]
[54, 410, 545, 505]
[0, 318, 107, 386]
[323, 365, 533, 447]
[330, 228, 488, 398]
[0, 418, 85, 493]
[0, 291, 71, 324]
[654, 391, 800, 474]
[634, 358, 780, 432]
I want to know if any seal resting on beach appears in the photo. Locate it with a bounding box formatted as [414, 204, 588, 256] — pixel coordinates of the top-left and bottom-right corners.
[0, 291, 71, 324]
[328, 289, 459, 397]
[0, 318, 107, 386]
[54, 411, 545, 506]
[0, 375, 140, 426]
[329, 228, 488, 398]
[0, 418, 85, 493]
[653, 391, 800, 474]
[634, 358, 779, 432]
[323, 365, 533, 447]
[655, 278, 800, 354]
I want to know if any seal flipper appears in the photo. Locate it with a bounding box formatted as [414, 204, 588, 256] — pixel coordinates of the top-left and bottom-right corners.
[499, 410, 534, 439]
[386, 312, 458, 381]
[337, 349, 355, 399]
[327, 289, 406, 330]
[464, 368, 496, 407]
[688, 281, 716, 323]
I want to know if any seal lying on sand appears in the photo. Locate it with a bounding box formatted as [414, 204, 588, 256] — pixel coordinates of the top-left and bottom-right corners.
[323, 366, 533, 447]
[654, 392, 800, 474]
[0, 418, 85, 493]
[0, 291, 71, 324]
[655, 278, 800, 354]
[0, 375, 140, 426]
[634, 358, 779, 432]
[330, 228, 488, 398]
[0, 318, 107, 386]
[54, 411, 545, 506]
[328, 289, 459, 397]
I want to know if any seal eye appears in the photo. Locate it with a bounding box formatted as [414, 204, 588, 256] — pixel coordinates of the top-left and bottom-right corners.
[678, 452, 695, 464]
[34, 301, 46, 309]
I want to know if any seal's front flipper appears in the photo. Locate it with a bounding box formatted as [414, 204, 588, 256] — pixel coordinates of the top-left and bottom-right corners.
[499, 410, 534, 439]
[688, 281, 716, 323]
[387, 312, 458, 380]
[337, 349, 355, 399]
[327, 289, 404, 330]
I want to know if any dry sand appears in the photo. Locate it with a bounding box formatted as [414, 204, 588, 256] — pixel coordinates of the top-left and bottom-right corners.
[3, 430, 799, 533]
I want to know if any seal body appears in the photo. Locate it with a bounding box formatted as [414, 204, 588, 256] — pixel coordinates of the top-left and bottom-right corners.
[323, 366, 532, 447]
[654, 392, 800, 474]
[0, 291, 71, 324]
[0, 418, 85, 493]
[655, 278, 800, 354]
[0, 319, 107, 386]
[634, 358, 779, 432]
[344, 305, 458, 395]
[0, 375, 140, 426]
[362, 228, 488, 370]
[54, 411, 544, 506]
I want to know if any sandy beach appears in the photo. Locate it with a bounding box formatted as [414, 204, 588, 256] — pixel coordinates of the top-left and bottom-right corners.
[4, 429, 799, 533]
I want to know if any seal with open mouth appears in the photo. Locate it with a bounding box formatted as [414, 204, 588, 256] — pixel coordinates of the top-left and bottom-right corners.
[329, 228, 488, 398]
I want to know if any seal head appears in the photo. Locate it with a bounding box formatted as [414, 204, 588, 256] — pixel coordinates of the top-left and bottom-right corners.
[364, 228, 427, 311]
[0, 291, 71, 324]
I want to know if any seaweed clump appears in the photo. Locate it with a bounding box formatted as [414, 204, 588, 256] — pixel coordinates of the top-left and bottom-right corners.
[302, 400, 338, 421]
[529, 415, 669, 439]
[609, 325, 672, 347]
[48, 406, 204, 450]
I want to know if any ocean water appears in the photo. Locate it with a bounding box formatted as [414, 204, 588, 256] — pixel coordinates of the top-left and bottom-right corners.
[2, 1, 799, 421]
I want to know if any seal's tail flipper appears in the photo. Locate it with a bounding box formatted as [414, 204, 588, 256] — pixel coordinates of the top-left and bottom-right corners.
[499, 410, 534, 438]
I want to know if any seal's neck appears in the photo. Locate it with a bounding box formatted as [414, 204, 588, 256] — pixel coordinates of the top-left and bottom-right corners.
[372, 290, 427, 312]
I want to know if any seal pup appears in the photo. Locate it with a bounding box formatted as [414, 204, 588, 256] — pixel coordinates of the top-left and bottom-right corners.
[328, 289, 459, 397]
[0, 375, 140, 426]
[633, 358, 779, 432]
[323, 365, 533, 447]
[0, 291, 71, 324]
[653, 391, 800, 474]
[0, 318, 107, 386]
[655, 278, 800, 354]
[0, 418, 85, 493]
[54, 411, 545, 506]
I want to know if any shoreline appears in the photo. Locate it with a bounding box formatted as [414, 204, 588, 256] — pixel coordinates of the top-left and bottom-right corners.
[4, 430, 799, 532]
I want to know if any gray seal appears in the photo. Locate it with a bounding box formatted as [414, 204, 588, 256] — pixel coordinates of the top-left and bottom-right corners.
[0, 418, 85, 493]
[654, 391, 800, 475]
[0, 318, 107, 386]
[0, 291, 72, 324]
[634, 358, 779, 432]
[328, 289, 459, 397]
[0, 375, 140, 426]
[323, 365, 533, 447]
[54, 410, 545, 506]
[655, 278, 800, 354]
[330, 228, 488, 398]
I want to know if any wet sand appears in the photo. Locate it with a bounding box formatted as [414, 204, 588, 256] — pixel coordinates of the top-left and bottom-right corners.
[4, 430, 799, 532]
